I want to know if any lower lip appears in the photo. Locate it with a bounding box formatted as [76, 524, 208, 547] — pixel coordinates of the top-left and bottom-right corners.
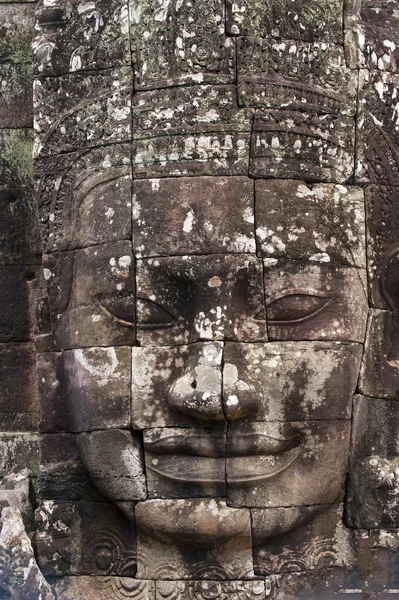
[146, 444, 302, 485]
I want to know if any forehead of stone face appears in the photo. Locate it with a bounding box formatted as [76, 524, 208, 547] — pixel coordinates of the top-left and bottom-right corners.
[255, 180, 366, 268]
[133, 176, 255, 257]
[136, 254, 267, 346]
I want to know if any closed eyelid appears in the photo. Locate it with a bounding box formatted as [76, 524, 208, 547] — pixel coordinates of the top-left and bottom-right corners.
[267, 291, 335, 325]
[136, 297, 177, 330]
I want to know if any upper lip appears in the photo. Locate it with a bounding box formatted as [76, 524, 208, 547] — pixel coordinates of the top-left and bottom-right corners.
[144, 432, 303, 457]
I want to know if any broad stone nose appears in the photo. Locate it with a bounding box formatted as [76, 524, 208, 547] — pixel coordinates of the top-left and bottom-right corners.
[167, 342, 262, 423]
[167, 342, 225, 422]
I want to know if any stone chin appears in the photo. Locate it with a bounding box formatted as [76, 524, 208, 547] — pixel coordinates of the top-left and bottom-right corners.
[133, 498, 331, 549]
[134, 499, 252, 549]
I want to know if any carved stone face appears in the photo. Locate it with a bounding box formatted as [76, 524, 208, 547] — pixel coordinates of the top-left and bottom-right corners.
[36, 168, 368, 578]
[33, 0, 382, 585]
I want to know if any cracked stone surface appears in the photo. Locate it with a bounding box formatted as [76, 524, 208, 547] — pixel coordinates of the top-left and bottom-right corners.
[17, 0, 399, 594]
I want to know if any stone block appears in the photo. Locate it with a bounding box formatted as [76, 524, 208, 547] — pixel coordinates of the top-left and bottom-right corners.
[356, 70, 399, 186]
[223, 341, 362, 422]
[226, 420, 351, 508]
[238, 38, 357, 117]
[0, 129, 34, 189]
[0, 4, 33, 65]
[0, 343, 39, 431]
[346, 395, 399, 529]
[38, 433, 102, 501]
[36, 144, 132, 253]
[40, 241, 136, 350]
[156, 580, 266, 600]
[263, 261, 368, 343]
[255, 180, 366, 268]
[130, 0, 234, 90]
[33, 67, 132, 159]
[252, 504, 354, 576]
[136, 499, 254, 580]
[132, 342, 224, 429]
[36, 500, 137, 576]
[0, 186, 41, 265]
[353, 529, 399, 595]
[77, 429, 147, 501]
[225, 0, 343, 42]
[359, 309, 399, 400]
[143, 426, 226, 499]
[38, 347, 131, 433]
[52, 577, 155, 599]
[34, 0, 130, 76]
[0, 432, 39, 476]
[365, 186, 399, 309]
[133, 86, 253, 178]
[0, 62, 33, 128]
[249, 109, 354, 183]
[0, 266, 42, 342]
[136, 255, 266, 346]
[133, 177, 255, 258]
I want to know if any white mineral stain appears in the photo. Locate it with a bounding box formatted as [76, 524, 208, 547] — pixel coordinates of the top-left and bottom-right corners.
[227, 395, 239, 406]
[208, 276, 222, 288]
[264, 258, 278, 267]
[118, 255, 131, 268]
[75, 347, 119, 387]
[309, 252, 331, 263]
[70, 54, 82, 72]
[78, 1, 95, 15]
[224, 363, 238, 386]
[243, 206, 254, 224]
[154, 0, 172, 22]
[183, 208, 195, 233]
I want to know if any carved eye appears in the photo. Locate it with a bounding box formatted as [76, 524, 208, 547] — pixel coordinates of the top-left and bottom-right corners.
[94, 291, 136, 327]
[136, 298, 176, 330]
[267, 293, 333, 325]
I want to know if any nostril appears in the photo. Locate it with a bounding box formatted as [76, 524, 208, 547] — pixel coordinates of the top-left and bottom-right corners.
[190, 380, 197, 390]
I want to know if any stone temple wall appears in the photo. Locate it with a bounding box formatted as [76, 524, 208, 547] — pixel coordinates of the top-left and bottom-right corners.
[0, 1, 40, 486]
[2, 1, 399, 599]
